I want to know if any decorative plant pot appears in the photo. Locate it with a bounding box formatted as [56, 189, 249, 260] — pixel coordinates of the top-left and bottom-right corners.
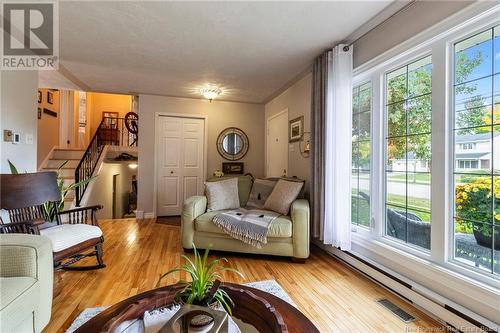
[178, 299, 220, 327]
[472, 222, 500, 250]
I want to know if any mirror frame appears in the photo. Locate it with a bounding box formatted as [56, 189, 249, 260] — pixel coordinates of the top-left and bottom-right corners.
[216, 127, 249, 161]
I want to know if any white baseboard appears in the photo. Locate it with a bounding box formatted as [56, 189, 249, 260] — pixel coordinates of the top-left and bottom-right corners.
[144, 212, 156, 219]
[313, 240, 497, 333]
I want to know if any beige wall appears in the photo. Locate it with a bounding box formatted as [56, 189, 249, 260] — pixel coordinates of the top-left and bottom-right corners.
[85, 161, 136, 219]
[353, 1, 473, 67]
[265, 73, 312, 194]
[1, 71, 38, 173]
[37, 88, 60, 167]
[87, 92, 132, 137]
[137, 94, 265, 216]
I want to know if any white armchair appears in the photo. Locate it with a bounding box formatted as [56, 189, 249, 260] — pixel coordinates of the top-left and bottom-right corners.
[0, 234, 53, 333]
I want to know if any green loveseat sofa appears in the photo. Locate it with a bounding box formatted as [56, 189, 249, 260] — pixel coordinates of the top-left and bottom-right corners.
[181, 175, 310, 261]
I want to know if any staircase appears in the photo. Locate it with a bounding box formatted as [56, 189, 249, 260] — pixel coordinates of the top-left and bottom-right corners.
[39, 148, 86, 209]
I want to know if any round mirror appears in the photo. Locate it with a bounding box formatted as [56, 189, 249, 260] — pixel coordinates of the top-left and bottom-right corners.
[217, 128, 249, 161]
[223, 133, 243, 155]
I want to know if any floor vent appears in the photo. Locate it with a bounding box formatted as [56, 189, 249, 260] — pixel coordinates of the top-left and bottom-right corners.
[376, 298, 416, 323]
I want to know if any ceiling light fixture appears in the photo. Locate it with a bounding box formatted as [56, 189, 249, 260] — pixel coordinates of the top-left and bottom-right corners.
[200, 87, 221, 102]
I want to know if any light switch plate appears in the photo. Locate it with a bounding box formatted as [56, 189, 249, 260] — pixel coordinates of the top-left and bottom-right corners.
[26, 134, 33, 144]
[289, 144, 295, 152]
[13, 133, 21, 144]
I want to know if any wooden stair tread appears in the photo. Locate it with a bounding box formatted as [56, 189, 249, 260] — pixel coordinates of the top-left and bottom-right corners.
[53, 148, 85, 151]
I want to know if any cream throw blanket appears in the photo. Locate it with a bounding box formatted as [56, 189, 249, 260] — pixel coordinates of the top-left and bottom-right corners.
[212, 208, 280, 247]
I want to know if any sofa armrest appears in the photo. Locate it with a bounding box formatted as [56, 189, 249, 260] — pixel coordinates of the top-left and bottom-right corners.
[0, 234, 54, 330]
[290, 199, 310, 259]
[181, 196, 207, 249]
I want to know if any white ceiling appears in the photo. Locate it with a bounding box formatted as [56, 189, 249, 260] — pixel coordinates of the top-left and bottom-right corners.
[54, 1, 394, 103]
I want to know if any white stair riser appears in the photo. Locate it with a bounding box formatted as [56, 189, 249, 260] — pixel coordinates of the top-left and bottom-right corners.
[45, 159, 80, 169]
[52, 150, 85, 160]
[42, 168, 75, 177]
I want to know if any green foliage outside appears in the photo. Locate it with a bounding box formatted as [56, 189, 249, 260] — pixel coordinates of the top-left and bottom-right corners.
[455, 177, 500, 236]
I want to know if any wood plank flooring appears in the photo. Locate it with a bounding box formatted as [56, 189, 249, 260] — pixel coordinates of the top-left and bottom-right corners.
[44, 218, 445, 333]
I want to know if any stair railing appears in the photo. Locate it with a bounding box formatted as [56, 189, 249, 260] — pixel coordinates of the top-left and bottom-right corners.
[74, 116, 138, 206]
[75, 118, 105, 206]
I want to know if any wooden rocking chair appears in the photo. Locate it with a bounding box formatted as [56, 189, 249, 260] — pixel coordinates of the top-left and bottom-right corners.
[0, 172, 105, 270]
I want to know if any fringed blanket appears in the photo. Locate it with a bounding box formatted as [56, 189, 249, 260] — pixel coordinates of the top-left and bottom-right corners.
[212, 208, 280, 247]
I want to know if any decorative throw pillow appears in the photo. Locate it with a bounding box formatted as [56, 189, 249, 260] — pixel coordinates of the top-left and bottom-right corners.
[246, 178, 277, 209]
[204, 178, 240, 212]
[264, 179, 304, 215]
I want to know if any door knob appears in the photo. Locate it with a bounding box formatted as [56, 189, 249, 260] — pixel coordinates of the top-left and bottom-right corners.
[170, 171, 174, 174]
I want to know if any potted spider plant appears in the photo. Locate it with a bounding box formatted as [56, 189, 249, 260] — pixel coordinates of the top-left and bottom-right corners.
[157, 245, 243, 327]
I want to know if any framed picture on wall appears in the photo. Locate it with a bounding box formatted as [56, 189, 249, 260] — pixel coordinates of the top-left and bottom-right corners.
[47, 91, 54, 104]
[37, 107, 41, 119]
[222, 162, 244, 174]
[289, 116, 304, 142]
[103, 111, 119, 128]
[38, 90, 42, 103]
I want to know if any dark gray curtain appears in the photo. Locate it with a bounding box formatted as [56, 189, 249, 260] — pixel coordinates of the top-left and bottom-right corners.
[310, 52, 329, 239]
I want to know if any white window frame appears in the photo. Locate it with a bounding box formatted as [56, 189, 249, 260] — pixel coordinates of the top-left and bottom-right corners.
[351, 3, 500, 287]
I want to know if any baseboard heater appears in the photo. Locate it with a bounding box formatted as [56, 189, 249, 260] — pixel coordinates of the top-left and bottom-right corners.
[314, 243, 498, 333]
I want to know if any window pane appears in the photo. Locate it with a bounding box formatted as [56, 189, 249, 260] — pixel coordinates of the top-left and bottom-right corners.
[455, 29, 492, 84]
[385, 57, 432, 250]
[494, 125, 500, 173]
[358, 141, 370, 170]
[359, 111, 370, 140]
[454, 219, 494, 273]
[386, 137, 406, 172]
[455, 105, 492, 130]
[408, 56, 432, 98]
[495, 26, 500, 74]
[454, 174, 492, 224]
[407, 134, 431, 171]
[358, 171, 370, 227]
[455, 76, 493, 113]
[407, 95, 432, 135]
[352, 82, 371, 227]
[387, 102, 406, 137]
[387, 67, 406, 104]
[455, 128, 492, 174]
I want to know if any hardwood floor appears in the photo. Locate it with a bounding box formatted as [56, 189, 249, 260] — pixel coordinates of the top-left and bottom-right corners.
[45, 218, 444, 333]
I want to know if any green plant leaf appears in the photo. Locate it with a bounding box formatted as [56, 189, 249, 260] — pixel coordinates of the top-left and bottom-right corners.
[7, 159, 18, 174]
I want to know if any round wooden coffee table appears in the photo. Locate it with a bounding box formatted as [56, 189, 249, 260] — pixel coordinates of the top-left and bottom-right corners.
[74, 283, 319, 333]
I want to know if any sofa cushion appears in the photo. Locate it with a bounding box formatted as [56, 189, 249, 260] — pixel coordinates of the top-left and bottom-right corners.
[264, 179, 304, 215]
[0, 277, 36, 310]
[195, 211, 292, 238]
[206, 175, 253, 207]
[39, 224, 102, 252]
[246, 179, 277, 209]
[205, 178, 240, 212]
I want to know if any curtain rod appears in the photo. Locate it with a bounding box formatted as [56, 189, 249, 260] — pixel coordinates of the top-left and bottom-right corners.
[343, 0, 416, 51]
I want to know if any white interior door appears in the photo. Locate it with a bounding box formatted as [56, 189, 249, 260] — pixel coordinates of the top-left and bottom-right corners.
[266, 110, 289, 177]
[157, 116, 205, 216]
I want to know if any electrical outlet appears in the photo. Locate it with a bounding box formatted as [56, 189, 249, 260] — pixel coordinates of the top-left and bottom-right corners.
[289, 144, 295, 152]
[26, 134, 33, 144]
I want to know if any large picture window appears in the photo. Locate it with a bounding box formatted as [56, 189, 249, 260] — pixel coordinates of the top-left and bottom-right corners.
[453, 25, 500, 275]
[384, 56, 432, 249]
[352, 82, 371, 227]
